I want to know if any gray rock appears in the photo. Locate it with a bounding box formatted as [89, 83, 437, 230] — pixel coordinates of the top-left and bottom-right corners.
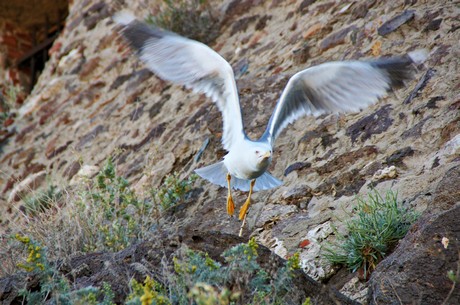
[368, 204, 460, 305]
[377, 10, 415, 36]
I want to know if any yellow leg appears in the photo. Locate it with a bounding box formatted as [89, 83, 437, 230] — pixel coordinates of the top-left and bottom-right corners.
[226, 173, 235, 216]
[239, 179, 255, 220]
[238, 179, 256, 237]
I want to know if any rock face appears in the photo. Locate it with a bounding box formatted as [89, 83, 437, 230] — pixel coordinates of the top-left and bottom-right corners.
[369, 203, 460, 305]
[0, 0, 459, 303]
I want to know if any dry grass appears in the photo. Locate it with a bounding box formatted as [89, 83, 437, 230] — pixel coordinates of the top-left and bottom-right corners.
[0, 158, 196, 277]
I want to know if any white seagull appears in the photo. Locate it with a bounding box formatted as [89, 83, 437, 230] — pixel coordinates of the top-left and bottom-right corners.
[114, 11, 422, 227]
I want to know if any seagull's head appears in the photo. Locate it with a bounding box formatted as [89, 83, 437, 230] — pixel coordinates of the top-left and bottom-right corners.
[252, 145, 272, 170]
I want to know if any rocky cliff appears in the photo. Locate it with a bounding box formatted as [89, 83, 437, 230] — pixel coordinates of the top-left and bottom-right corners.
[1, 0, 459, 304]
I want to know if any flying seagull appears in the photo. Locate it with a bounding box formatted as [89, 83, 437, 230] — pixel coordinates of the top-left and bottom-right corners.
[114, 11, 422, 228]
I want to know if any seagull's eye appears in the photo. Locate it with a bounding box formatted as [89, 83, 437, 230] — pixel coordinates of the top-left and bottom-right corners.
[255, 150, 260, 154]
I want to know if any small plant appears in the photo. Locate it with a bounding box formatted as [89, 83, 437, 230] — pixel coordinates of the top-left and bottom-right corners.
[75, 157, 147, 252]
[323, 190, 419, 279]
[442, 251, 460, 305]
[146, 0, 221, 45]
[302, 298, 312, 305]
[0, 82, 22, 126]
[74, 158, 197, 253]
[447, 270, 458, 283]
[5, 82, 22, 104]
[23, 185, 61, 216]
[15, 234, 47, 272]
[126, 276, 171, 305]
[14, 234, 116, 305]
[188, 283, 235, 305]
[287, 252, 301, 272]
[151, 172, 197, 213]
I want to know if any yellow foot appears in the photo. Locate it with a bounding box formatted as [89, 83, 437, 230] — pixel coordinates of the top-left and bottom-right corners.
[239, 179, 255, 220]
[239, 198, 250, 220]
[226, 173, 235, 216]
[227, 193, 235, 216]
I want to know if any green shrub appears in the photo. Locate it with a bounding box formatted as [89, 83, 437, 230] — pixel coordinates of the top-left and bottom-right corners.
[70, 158, 196, 253]
[166, 238, 302, 304]
[151, 172, 197, 213]
[126, 276, 171, 305]
[323, 190, 419, 279]
[14, 234, 115, 305]
[75, 157, 148, 252]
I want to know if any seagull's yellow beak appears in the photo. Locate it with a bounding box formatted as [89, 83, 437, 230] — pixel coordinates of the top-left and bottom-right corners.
[262, 151, 271, 159]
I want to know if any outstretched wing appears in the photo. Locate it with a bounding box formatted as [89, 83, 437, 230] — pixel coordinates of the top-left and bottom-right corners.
[262, 57, 417, 146]
[114, 11, 244, 151]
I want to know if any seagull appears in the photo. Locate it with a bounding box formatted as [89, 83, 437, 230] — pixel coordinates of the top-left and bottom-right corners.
[114, 11, 422, 230]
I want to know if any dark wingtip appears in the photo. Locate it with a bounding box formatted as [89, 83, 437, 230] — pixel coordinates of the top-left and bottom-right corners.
[371, 49, 428, 88]
[114, 11, 167, 52]
[371, 57, 415, 88]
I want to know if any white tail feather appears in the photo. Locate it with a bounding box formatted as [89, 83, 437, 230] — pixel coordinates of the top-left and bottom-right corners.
[195, 162, 282, 192]
[254, 172, 283, 191]
[195, 162, 228, 189]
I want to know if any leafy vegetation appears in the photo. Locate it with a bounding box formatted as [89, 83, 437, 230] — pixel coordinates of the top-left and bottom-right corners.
[76, 157, 151, 252]
[146, 0, 221, 44]
[322, 190, 419, 279]
[126, 276, 171, 305]
[67, 158, 196, 253]
[126, 238, 304, 305]
[443, 252, 460, 305]
[14, 234, 116, 305]
[11, 233, 307, 305]
[151, 171, 197, 213]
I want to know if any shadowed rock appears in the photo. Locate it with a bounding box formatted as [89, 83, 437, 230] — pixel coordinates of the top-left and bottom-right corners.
[368, 203, 460, 305]
[320, 25, 357, 51]
[378, 10, 415, 36]
[385, 146, 414, 167]
[403, 68, 436, 104]
[346, 105, 393, 143]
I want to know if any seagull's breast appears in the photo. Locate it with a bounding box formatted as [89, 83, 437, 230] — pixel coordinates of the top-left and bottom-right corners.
[225, 161, 267, 180]
[223, 147, 270, 180]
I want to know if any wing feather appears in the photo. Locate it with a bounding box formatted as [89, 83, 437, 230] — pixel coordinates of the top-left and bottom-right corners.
[262, 57, 416, 145]
[114, 11, 244, 151]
